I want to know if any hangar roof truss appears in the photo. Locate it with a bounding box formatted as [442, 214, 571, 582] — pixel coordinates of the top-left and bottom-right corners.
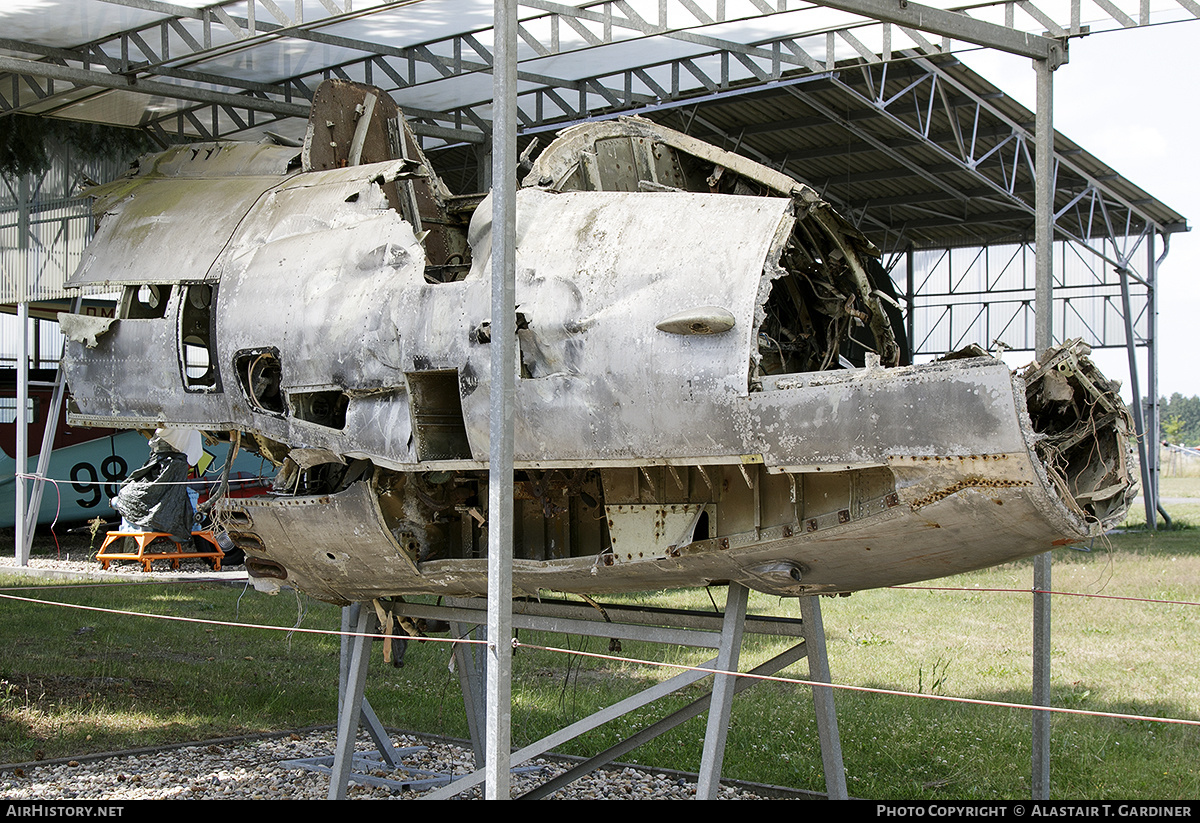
[0, 0, 1191, 321]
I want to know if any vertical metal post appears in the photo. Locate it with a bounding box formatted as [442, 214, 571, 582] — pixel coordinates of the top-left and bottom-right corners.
[800, 596, 848, 800]
[1033, 61, 1054, 358]
[1146, 232, 1161, 522]
[486, 0, 518, 801]
[476, 143, 493, 191]
[337, 606, 352, 708]
[1119, 267, 1154, 526]
[15, 301, 29, 565]
[696, 582, 748, 799]
[1031, 54, 1055, 802]
[905, 244, 915, 364]
[14, 173, 30, 564]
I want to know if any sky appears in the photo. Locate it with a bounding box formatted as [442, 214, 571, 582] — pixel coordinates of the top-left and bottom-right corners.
[959, 21, 1200, 402]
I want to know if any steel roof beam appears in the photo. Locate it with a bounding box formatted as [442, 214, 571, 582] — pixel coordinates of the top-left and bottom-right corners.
[91, 0, 585, 93]
[0, 1, 1182, 251]
[0, 54, 308, 117]
[0, 54, 487, 143]
[810, 0, 1061, 62]
[0, 0, 1069, 149]
[37, 0, 1057, 131]
[44, 0, 1200, 131]
[797, 57, 1167, 279]
[889, 54, 1173, 259]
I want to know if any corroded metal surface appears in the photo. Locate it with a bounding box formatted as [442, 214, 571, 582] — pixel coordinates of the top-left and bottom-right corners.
[60, 80, 1136, 604]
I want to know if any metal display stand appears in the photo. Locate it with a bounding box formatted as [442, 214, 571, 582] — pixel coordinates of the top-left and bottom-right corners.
[326, 602, 399, 800]
[322, 588, 848, 800]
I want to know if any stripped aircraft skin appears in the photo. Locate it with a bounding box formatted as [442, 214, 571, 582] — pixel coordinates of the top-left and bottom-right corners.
[60, 80, 1136, 605]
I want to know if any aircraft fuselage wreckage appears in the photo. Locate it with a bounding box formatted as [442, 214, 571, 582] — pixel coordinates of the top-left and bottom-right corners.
[61, 80, 1136, 604]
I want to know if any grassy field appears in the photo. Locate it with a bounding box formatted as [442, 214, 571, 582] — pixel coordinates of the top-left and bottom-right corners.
[0, 505, 1197, 799]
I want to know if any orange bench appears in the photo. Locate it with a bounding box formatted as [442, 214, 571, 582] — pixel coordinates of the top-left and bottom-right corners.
[97, 530, 224, 572]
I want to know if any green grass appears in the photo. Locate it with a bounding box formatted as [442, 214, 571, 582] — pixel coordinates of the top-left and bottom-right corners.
[1160, 475, 1200, 499]
[1118, 473, 1200, 529]
[1, 520, 1197, 800]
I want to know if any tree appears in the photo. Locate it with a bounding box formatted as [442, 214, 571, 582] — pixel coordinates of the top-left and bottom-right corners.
[1157, 394, 1200, 446]
[0, 114, 157, 180]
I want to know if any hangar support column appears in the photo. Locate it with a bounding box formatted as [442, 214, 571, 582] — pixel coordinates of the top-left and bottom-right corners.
[1032, 48, 1062, 802]
[486, 0, 518, 801]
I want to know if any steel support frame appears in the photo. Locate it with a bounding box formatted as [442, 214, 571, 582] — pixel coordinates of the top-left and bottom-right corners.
[19, 297, 80, 557]
[818, 55, 1169, 251]
[329, 603, 373, 800]
[447, 599, 488, 769]
[341, 606, 401, 767]
[1145, 233, 1164, 527]
[327, 603, 411, 799]
[314, 597, 825, 801]
[13, 171, 28, 564]
[800, 594, 848, 799]
[696, 581, 748, 798]
[4, 0, 1197, 153]
[392, 591, 845, 800]
[14, 300, 28, 565]
[43, 0, 1198, 107]
[1120, 253, 1159, 530]
[904, 246, 1159, 530]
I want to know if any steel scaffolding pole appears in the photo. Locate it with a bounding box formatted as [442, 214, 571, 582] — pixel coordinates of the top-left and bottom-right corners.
[1120, 265, 1155, 527]
[14, 172, 30, 565]
[1147, 232, 1162, 524]
[23, 296, 81, 547]
[1031, 54, 1055, 802]
[408, 593, 843, 800]
[801, 595, 848, 800]
[14, 300, 29, 565]
[486, 0, 518, 801]
[906, 245, 916, 363]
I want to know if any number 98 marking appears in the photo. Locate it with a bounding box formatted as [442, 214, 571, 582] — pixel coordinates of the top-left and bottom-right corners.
[70, 456, 129, 508]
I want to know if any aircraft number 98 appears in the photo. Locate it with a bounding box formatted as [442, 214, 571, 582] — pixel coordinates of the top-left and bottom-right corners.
[70, 456, 129, 508]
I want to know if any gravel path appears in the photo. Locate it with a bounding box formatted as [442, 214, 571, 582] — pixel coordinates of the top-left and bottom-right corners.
[0, 728, 788, 800]
[2, 540, 249, 583]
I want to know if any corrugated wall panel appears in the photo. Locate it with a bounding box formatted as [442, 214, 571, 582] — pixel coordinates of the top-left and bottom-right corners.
[0, 147, 130, 303]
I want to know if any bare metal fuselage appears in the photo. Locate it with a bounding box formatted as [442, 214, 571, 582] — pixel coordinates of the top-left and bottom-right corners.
[60, 84, 1135, 603]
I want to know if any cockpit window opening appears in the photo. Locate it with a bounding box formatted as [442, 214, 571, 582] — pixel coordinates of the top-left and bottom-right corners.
[179, 284, 220, 391]
[121, 284, 171, 320]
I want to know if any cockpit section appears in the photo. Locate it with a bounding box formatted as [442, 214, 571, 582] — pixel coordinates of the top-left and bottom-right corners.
[520, 116, 906, 390]
[303, 79, 474, 279]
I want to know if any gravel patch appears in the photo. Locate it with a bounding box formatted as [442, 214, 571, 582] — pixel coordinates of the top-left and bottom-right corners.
[0, 729, 786, 800]
[2, 549, 249, 585]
